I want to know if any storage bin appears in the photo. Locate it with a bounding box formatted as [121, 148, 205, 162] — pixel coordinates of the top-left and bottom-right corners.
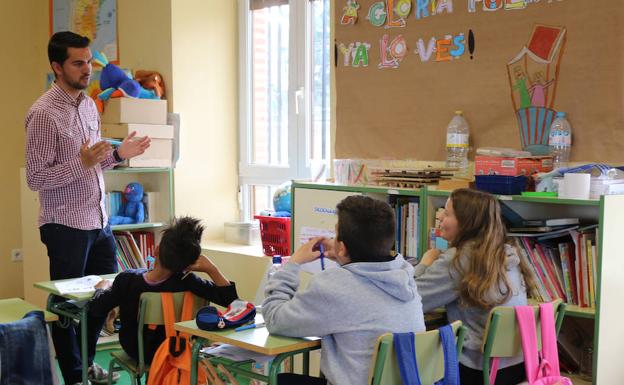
[224, 222, 260, 245]
[254, 215, 291, 256]
[475, 175, 527, 195]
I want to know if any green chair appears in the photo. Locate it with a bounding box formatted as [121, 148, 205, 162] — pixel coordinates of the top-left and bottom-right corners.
[481, 299, 566, 385]
[107, 292, 207, 385]
[368, 321, 466, 385]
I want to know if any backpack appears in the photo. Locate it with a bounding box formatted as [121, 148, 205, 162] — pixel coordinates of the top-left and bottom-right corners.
[146, 292, 207, 385]
[489, 302, 572, 385]
[195, 300, 256, 331]
[393, 324, 460, 385]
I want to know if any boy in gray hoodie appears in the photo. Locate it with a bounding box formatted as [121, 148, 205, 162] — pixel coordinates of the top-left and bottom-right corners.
[262, 195, 425, 385]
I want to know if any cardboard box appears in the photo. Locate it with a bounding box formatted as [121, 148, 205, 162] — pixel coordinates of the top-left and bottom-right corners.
[102, 123, 174, 139]
[126, 138, 172, 168]
[102, 123, 174, 168]
[101, 98, 167, 125]
[475, 155, 553, 176]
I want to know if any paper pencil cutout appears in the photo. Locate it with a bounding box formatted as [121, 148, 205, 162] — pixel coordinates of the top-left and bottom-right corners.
[507, 24, 567, 155]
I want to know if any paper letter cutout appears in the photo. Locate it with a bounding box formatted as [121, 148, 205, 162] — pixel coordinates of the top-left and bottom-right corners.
[352, 42, 371, 67]
[389, 35, 408, 62]
[338, 43, 355, 66]
[483, 0, 503, 11]
[396, 0, 412, 17]
[467, 0, 479, 13]
[378, 34, 400, 69]
[341, 0, 360, 25]
[386, 0, 407, 28]
[505, 0, 527, 10]
[367, 1, 387, 27]
[415, 0, 430, 19]
[450, 34, 465, 57]
[435, 0, 453, 14]
[415, 37, 437, 62]
[436, 36, 452, 62]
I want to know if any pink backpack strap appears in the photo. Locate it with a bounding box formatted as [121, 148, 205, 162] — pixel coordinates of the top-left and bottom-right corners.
[489, 357, 500, 385]
[516, 305, 541, 384]
[539, 302, 561, 376]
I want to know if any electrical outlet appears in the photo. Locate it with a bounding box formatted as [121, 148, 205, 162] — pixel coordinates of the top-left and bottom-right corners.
[11, 249, 22, 262]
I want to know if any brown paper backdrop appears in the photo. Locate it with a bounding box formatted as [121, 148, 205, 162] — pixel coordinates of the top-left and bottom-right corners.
[335, 1, 624, 162]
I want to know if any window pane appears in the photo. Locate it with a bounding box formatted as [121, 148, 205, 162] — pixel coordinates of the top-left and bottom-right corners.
[249, 184, 279, 218]
[251, 5, 290, 166]
[309, 0, 331, 162]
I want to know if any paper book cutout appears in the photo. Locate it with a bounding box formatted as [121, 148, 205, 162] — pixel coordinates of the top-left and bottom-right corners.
[507, 24, 567, 155]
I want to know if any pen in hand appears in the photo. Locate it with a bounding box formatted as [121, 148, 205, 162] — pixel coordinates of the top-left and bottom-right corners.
[235, 322, 265, 332]
[319, 243, 325, 271]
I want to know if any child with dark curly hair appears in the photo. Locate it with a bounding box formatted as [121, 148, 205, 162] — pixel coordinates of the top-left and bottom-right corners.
[88, 216, 238, 366]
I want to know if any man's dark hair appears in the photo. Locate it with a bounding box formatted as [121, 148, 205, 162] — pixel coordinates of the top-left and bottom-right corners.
[158, 216, 204, 273]
[336, 195, 396, 262]
[48, 31, 90, 65]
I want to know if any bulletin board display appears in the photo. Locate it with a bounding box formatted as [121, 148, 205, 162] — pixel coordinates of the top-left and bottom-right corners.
[334, 0, 624, 162]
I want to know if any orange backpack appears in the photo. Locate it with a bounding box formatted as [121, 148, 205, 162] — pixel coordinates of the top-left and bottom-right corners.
[146, 292, 207, 385]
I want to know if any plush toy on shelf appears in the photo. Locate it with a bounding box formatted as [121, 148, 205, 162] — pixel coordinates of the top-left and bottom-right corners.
[92, 51, 160, 113]
[109, 182, 145, 225]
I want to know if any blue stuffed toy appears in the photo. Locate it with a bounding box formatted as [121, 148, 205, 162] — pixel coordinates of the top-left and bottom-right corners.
[109, 182, 145, 225]
[92, 51, 159, 113]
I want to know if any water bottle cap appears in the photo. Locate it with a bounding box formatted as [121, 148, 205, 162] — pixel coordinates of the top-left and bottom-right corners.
[454, 110, 463, 116]
[556, 111, 566, 118]
[272, 256, 282, 264]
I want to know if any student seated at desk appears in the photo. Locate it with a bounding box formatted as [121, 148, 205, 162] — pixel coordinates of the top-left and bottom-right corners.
[413, 188, 537, 385]
[263, 196, 425, 385]
[88, 216, 238, 364]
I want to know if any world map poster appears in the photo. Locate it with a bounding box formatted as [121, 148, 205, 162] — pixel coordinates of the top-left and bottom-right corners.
[50, 0, 118, 63]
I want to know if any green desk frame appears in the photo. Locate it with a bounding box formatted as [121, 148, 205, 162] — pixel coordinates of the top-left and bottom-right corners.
[174, 319, 321, 385]
[35, 274, 116, 385]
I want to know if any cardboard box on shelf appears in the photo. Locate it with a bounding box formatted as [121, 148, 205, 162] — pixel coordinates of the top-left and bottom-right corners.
[475, 155, 553, 176]
[125, 138, 172, 168]
[102, 123, 174, 139]
[101, 98, 167, 125]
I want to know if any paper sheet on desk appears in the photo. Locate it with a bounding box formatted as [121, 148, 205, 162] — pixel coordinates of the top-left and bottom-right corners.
[299, 226, 338, 274]
[54, 275, 109, 294]
[201, 344, 274, 364]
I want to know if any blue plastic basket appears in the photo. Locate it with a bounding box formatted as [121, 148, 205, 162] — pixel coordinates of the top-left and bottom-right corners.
[475, 175, 527, 195]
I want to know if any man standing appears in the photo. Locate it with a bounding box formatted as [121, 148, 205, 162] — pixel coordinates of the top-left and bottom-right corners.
[25, 31, 150, 385]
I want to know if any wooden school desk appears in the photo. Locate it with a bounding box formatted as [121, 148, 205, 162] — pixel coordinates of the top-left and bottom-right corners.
[35, 274, 116, 385]
[0, 297, 58, 323]
[175, 315, 321, 385]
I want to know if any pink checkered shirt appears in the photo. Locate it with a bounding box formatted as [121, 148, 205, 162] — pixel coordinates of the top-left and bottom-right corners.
[25, 82, 119, 230]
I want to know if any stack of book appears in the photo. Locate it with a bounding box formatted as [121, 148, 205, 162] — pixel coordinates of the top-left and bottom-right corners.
[389, 196, 419, 259]
[508, 219, 598, 308]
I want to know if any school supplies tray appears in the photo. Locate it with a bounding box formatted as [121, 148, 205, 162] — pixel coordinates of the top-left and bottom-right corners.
[475, 175, 527, 195]
[254, 215, 291, 256]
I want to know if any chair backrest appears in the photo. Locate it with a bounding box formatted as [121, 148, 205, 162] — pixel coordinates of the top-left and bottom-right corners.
[369, 321, 466, 385]
[481, 299, 566, 385]
[136, 292, 207, 370]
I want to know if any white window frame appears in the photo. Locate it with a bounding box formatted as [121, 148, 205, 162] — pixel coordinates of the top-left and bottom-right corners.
[238, 0, 330, 221]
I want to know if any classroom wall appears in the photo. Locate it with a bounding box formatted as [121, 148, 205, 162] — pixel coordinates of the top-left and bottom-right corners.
[170, 1, 240, 240]
[2, 1, 240, 297]
[0, 3, 48, 298]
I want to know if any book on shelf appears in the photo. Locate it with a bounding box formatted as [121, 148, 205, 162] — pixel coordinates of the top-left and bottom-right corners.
[512, 225, 598, 308]
[389, 196, 419, 259]
[522, 218, 580, 227]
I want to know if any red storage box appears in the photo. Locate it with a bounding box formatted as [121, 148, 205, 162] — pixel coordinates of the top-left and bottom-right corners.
[475, 155, 553, 176]
[254, 215, 291, 256]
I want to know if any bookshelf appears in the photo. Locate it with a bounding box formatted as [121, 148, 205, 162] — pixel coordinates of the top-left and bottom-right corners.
[291, 181, 624, 384]
[19, 167, 175, 308]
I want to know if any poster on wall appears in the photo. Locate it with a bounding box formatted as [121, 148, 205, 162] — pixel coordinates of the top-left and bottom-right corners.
[50, 0, 118, 63]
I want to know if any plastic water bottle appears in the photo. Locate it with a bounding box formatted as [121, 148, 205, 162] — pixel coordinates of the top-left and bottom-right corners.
[445, 111, 470, 178]
[267, 255, 282, 279]
[548, 112, 572, 169]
